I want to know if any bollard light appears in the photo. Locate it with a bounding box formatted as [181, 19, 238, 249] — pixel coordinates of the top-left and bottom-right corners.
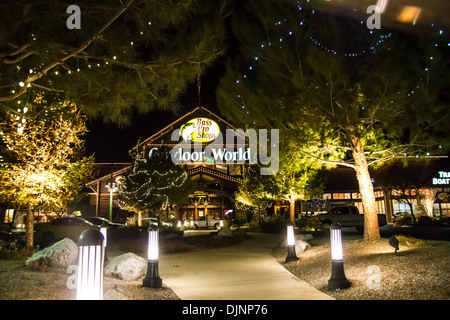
[76, 229, 105, 300]
[143, 226, 163, 288]
[177, 220, 181, 229]
[285, 224, 298, 262]
[328, 222, 350, 290]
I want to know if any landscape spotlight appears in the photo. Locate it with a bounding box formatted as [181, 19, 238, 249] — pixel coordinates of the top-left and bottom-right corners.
[76, 229, 105, 300]
[285, 223, 298, 262]
[143, 227, 163, 288]
[328, 222, 350, 290]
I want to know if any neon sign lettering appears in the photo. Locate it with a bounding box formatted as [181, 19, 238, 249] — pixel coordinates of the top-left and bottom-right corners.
[432, 171, 450, 185]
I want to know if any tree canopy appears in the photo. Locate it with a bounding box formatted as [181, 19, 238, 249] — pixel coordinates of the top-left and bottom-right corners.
[0, 0, 232, 125]
[217, 0, 450, 239]
[0, 94, 94, 248]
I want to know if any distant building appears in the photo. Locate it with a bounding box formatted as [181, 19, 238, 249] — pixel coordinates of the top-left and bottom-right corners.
[2, 107, 448, 227]
[84, 107, 243, 224]
[320, 158, 450, 222]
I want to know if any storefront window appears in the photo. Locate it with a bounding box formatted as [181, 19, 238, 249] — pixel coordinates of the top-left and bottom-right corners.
[374, 190, 384, 198]
[376, 200, 385, 214]
[440, 203, 450, 217]
[4, 209, 14, 223]
[355, 202, 364, 214]
[333, 193, 351, 199]
[393, 200, 417, 214]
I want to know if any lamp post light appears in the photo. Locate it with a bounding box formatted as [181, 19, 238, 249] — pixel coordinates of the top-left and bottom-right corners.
[106, 182, 117, 222]
[100, 223, 108, 262]
[285, 223, 298, 262]
[76, 229, 105, 300]
[328, 222, 350, 290]
[143, 227, 163, 288]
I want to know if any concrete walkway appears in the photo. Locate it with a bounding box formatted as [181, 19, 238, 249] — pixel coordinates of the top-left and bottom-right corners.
[159, 232, 333, 300]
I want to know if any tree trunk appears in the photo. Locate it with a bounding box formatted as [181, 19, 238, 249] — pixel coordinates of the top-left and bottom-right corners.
[289, 191, 296, 225]
[137, 211, 142, 227]
[26, 204, 34, 250]
[350, 136, 380, 241]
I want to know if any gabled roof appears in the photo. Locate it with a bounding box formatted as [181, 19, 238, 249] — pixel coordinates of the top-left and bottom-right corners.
[85, 164, 130, 187]
[129, 106, 240, 153]
[188, 166, 241, 184]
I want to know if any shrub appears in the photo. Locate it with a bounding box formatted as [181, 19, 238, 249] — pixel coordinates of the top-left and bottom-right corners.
[260, 215, 288, 234]
[159, 225, 184, 237]
[230, 219, 247, 229]
[417, 216, 434, 225]
[395, 213, 413, 225]
[296, 216, 322, 231]
[395, 235, 428, 247]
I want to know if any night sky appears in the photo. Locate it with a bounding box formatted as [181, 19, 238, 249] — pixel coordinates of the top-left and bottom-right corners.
[84, 61, 225, 163]
[82, 0, 450, 164]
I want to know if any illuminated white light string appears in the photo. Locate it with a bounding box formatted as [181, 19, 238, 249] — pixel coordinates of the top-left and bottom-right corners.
[234, 0, 394, 119]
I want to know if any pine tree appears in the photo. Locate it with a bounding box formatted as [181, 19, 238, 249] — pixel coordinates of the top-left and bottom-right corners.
[118, 144, 192, 226]
[0, 94, 94, 249]
[0, 0, 232, 125]
[217, 0, 450, 240]
[236, 145, 325, 225]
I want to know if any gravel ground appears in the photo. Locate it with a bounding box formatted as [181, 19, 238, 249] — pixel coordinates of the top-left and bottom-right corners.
[1, 231, 449, 300]
[273, 235, 450, 300]
[0, 231, 241, 300]
[0, 258, 180, 300]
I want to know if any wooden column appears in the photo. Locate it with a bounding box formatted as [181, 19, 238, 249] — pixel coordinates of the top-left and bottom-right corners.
[96, 181, 101, 217]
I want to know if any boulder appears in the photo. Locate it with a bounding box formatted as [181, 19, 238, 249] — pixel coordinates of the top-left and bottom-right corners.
[217, 227, 233, 237]
[104, 252, 147, 281]
[281, 235, 311, 254]
[25, 238, 78, 268]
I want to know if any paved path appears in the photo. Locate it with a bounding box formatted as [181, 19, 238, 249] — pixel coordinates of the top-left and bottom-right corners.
[159, 232, 333, 300]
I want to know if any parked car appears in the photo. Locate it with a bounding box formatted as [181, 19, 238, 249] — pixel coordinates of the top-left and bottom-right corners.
[192, 216, 222, 230]
[141, 217, 172, 228]
[34, 217, 99, 243]
[315, 206, 387, 232]
[0, 231, 17, 249]
[85, 217, 126, 229]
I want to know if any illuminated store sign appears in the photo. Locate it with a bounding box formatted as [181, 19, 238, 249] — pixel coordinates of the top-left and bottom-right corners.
[172, 147, 252, 163]
[179, 118, 220, 143]
[171, 126, 280, 175]
[432, 171, 450, 185]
